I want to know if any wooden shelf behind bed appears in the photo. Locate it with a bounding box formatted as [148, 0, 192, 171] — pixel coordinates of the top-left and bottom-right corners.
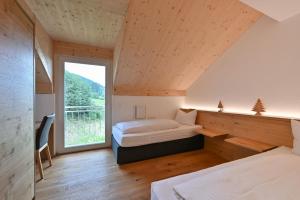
[195, 128, 228, 138]
[225, 137, 277, 152]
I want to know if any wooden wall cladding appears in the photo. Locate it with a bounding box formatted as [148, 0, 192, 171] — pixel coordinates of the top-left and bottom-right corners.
[0, 0, 34, 199]
[114, 87, 186, 96]
[113, 0, 262, 96]
[54, 41, 113, 60]
[196, 111, 293, 160]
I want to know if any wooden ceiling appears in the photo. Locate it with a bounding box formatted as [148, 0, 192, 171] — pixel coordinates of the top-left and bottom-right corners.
[25, 0, 129, 49]
[114, 0, 262, 95]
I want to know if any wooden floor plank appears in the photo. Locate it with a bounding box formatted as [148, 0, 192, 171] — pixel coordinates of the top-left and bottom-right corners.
[36, 149, 226, 200]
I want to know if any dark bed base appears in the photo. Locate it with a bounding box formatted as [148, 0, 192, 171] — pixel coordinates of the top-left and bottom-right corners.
[112, 135, 204, 164]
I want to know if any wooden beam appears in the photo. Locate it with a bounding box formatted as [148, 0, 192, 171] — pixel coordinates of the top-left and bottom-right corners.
[114, 87, 186, 96]
[54, 41, 113, 60]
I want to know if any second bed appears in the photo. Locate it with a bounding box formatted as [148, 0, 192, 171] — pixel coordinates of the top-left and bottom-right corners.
[112, 118, 203, 164]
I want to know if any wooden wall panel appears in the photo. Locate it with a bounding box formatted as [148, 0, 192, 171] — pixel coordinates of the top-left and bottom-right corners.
[114, 87, 186, 96]
[54, 41, 113, 61]
[196, 111, 293, 160]
[114, 0, 262, 96]
[0, 0, 34, 199]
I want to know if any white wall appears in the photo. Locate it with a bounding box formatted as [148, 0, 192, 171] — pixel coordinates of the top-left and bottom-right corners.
[185, 15, 300, 119]
[112, 96, 185, 124]
[35, 94, 55, 122]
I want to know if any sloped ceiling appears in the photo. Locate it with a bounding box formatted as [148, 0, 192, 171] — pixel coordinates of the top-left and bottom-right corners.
[25, 0, 129, 49]
[113, 0, 262, 96]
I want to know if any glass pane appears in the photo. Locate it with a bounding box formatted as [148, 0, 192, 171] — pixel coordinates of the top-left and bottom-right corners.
[64, 62, 105, 147]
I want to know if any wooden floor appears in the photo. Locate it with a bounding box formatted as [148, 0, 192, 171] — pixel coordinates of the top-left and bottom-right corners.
[35, 149, 226, 200]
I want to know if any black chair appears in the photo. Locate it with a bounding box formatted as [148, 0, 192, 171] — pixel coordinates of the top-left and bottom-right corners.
[36, 113, 55, 179]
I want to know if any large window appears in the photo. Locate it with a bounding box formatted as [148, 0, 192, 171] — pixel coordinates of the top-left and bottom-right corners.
[64, 62, 106, 147]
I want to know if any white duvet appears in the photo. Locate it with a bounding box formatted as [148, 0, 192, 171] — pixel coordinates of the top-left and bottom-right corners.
[114, 119, 181, 134]
[174, 153, 300, 200]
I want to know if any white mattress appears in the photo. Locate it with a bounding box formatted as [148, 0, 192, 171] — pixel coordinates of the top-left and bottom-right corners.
[151, 146, 293, 200]
[112, 124, 201, 147]
[114, 119, 181, 134]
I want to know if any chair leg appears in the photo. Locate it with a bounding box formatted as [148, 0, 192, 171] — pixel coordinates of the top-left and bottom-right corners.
[45, 145, 52, 167]
[36, 150, 44, 179]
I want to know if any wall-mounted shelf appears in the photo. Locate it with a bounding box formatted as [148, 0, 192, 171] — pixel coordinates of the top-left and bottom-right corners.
[225, 137, 277, 152]
[195, 128, 228, 138]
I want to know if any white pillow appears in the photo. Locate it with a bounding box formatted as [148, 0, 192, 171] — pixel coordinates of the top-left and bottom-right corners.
[291, 119, 300, 155]
[175, 109, 197, 126]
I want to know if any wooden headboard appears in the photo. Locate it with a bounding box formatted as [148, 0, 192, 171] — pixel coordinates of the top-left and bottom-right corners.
[183, 109, 293, 160]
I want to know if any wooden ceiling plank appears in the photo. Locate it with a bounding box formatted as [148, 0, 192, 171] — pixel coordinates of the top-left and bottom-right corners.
[144, 0, 191, 89]
[114, 0, 262, 95]
[180, 1, 260, 89]
[167, 0, 242, 89]
[159, 0, 211, 90]
[139, 0, 187, 89]
[25, 0, 129, 48]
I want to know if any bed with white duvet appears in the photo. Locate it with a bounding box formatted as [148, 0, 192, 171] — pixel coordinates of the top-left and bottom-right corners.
[112, 119, 201, 147]
[151, 146, 300, 200]
[112, 109, 204, 164]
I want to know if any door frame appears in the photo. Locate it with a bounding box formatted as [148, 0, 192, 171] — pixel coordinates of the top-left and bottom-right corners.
[55, 56, 112, 154]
